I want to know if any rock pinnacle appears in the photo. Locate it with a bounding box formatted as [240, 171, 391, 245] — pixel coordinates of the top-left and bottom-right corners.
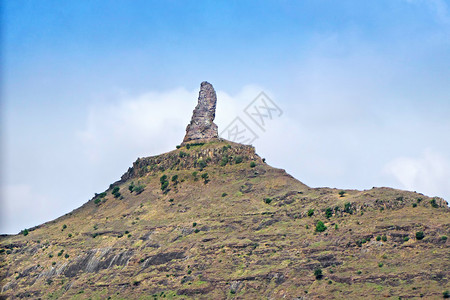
[182, 81, 219, 144]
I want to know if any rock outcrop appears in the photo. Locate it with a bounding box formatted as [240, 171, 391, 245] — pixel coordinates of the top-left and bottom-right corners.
[182, 81, 218, 144]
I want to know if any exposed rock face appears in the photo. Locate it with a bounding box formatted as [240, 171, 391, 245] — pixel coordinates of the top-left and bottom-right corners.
[182, 81, 218, 144]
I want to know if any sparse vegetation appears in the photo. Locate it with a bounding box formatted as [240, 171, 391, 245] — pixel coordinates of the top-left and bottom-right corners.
[21, 229, 29, 236]
[160, 175, 169, 191]
[264, 198, 272, 204]
[220, 155, 229, 166]
[430, 198, 439, 208]
[315, 221, 327, 232]
[339, 190, 346, 197]
[201, 173, 209, 184]
[222, 193, 227, 197]
[325, 207, 333, 218]
[133, 184, 145, 194]
[234, 156, 243, 164]
[197, 159, 207, 170]
[344, 202, 353, 214]
[314, 268, 323, 279]
[382, 235, 387, 242]
[307, 209, 314, 217]
[250, 161, 256, 168]
[416, 231, 425, 240]
[112, 186, 121, 198]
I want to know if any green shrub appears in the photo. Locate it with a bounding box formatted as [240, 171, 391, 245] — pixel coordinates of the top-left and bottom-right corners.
[222, 193, 227, 197]
[430, 198, 439, 208]
[344, 202, 353, 214]
[201, 173, 209, 184]
[382, 235, 387, 242]
[68, 234, 72, 238]
[194, 229, 200, 233]
[404, 236, 409, 242]
[416, 231, 425, 240]
[94, 198, 101, 204]
[176, 145, 181, 149]
[161, 181, 169, 191]
[315, 221, 327, 232]
[112, 186, 120, 194]
[378, 262, 384, 268]
[22, 229, 29, 236]
[412, 203, 417, 208]
[179, 151, 187, 158]
[220, 155, 229, 166]
[98, 192, 106, 198]
[168, 198, 174, 202]
[57, 250, 64, 256]
[160, 175, 167, 183]
[264, 198, 272, 204]
[376, 235, 381, 241]
[250, 161, 256, 168]
[339, 190, 346, 197]
[441, 236, 448, 241]
[234, 156, 243, 164]
[335, 224, 338, 230]
[307, 209, 314, 217]
[171, 175, 178, 182]
[65, 253, 69, 259]
[62, 224, 67, 230]
[197, 159, 207, 170]
[443, 290, 450, 298]
[325, 207, 333, 219]
[128, 183, 135, 192]
[133, 185, 145, 195]
[314, 268, 323, 279]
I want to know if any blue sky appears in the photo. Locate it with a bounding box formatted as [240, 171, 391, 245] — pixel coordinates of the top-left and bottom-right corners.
[2, 0, 450, 234]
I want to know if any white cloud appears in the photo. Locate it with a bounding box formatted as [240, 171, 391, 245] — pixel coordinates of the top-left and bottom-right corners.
[384, 149, 450, 199]
[1, 184, 62, 234]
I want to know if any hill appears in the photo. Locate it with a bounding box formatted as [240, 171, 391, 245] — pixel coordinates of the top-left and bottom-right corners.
[1, 82, 449, 299]
[1, 140, 449, 299]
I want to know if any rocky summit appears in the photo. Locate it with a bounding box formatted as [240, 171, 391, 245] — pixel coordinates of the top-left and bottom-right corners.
[182, 81, 218, 145]
[1, 83, 449, 299]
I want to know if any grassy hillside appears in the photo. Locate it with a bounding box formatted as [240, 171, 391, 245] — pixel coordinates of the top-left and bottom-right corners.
[1, 140, 449, 299]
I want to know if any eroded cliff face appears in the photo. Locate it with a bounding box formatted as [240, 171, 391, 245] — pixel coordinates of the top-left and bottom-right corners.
[182, 81, 218, 144]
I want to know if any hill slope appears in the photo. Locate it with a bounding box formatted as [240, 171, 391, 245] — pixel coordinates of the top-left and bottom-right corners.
[1, 140, 449, 299]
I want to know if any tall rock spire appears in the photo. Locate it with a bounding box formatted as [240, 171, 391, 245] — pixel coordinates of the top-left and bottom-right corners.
[182, 81, 219, 144]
